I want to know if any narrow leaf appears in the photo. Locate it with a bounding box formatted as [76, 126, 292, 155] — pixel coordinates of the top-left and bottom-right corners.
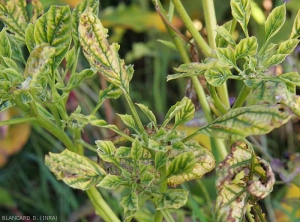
[65, 69, 95, 92]
[131, 138, 142, 164]
[30, 0, 43, 23]
[264, 4, 286, 41]
[7, 34, 25, 63]
[277, 39, 299, 54]
[174, 97, 195, 126]
[290, 9, 300, 39]
[0, 30, 12, 58]
[162, 97, 188, 127]
[155, 152, 168, 170]
[34, 5, 72, 69]
[45, 149, 106, 190]
[25, 24, 35, 53]
[99, 84, 123, 101]
[156, 189, 188, 210]
[235, 36, 258, 59]
[198, 105, 292, 139]
[136, 103, 157, 126]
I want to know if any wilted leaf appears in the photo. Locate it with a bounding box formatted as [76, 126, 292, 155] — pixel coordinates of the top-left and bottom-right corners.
[34, 5, 72, 69]
[121, 191, 139, 211]
[45, 149, 106, 190]
[97, 174, 123, 189]
[290, 9, 300, 39]
[230, 0, 251, 35]
[235, 36, 258, 59]
[79, 8, 129, 90]
[204, 67, 232, 87]
[198, 104, 292, 140]
[264, 4, 286, 41]
[156, 189, 188, 210]
[0, 0, 28, 41]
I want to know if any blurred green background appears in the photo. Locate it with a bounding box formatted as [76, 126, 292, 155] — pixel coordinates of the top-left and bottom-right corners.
[0, 0, 299, 221]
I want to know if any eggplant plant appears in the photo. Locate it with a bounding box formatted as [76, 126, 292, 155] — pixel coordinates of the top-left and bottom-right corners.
[0, 0, 299, 221]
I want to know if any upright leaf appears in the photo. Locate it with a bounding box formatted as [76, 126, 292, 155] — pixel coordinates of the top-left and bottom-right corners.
[162, 97, 189, 127]
[156, 189, 188, 210]
[235, 36, 258, 59]
[0, 30, 12, 58]
[30, 0, 43, 23]
[166, 152, 195, 178]
[99, 84, 123, 101]
[131, 138, 142, 165]
[290, 9, 300, 39]
[0, 0, 28, 41]
[7, 34, 25, 63]
[174, 97, 195, 127]
[72, 0, 99, 46]
[204, 67, 232, 87]
[96, 140, 117, 163]
[45, 149, 106, 190]
[215, 26, 236, 46]
[230, 0, 251, 35]
[117, 114, 136, 130]
[264, 4, 286, 41]
[216, 47, 236, 67]
[198, 105, 292, 140]
[121, 191, 139, 211]
[136, 103, 157, 126]
[79, 8, 129, 90]
[25, 24, 35, 53]
[34, 5, 72, 69]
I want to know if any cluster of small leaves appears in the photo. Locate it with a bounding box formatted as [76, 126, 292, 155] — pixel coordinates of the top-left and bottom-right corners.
[215, 142, 275, 222]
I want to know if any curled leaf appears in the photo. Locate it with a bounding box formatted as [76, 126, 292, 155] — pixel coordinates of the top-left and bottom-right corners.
[156, 189, 188, 210]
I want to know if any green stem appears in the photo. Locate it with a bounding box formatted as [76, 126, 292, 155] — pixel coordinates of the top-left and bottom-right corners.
[171, 0, 211, 57]
[0, 117, 36, 126]
[201, 0, 217, 49]
[209, 86, 228, 114]
[154, 165, 168, 222]
[76, 139, 98, 152]
[47, 104, 62, 127]
[232, 84, 251, 108]
[74, 129, 84, 155]
[230, 19, 237, 34]
[86, 187, 121, 222]
[161, 209, 175, 222]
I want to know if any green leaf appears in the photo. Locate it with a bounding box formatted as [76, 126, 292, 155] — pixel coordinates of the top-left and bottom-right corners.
[25, 24, 35, 53]
[96, 140, 117, 163]
[0, 30, 12, 58]
[174, 97, 195, 127]
[155, 152, 168, 170]
[0, 56, 19, 71]
[45, 149, 106, 190]
[148, 139, 167, 152]
[198, 104, 292, 140]
[99, 84, 123, 101]
[97, 174, 123, 189]
[230, 0, 251, 35]
[215, 20, 233, 48]
[264, 4, 286, 41]
[72, 0, 99, 46]
[117, 114, 136, 130]
[204, 67, 232, 87]
[131, 138, 142, 164]
[65, 47, 76, 70]
[279, 72, 300, 87]
[215, 25, 236, 46]
[7, 34, 26, 63]
[79, 8, 129, 89]
[0, 100, 15, 112]
[136, 103, 157, 126]
[0, 186, 16, 208]
[277, 39, 299, 54]
[167, 152, 195, 178]
[115, 146, 131, 158]
[264, 54, 287, 67]
[251, 80, 290, 104]
[23, 44, 55, 85]
[216, 47, 236, 67]
[290, 9, 300, 39]
[34, 5, 72, 69]
[65, 69, 95, 92]
[162, 97, 189, 127]
[140, 172, 154, 185]
[121, 191, 139, 211]
[156, 189, 188, 210]
[235, 36, 258, 59]
[0, 0, 28, 41]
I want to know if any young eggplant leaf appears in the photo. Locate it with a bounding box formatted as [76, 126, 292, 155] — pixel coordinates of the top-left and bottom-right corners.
[79, 8, 129, 90]
[0, 0, 28, 42]
[72, 0, 99, 46]
[7, 34, 25, 63]
[215, 20, 233, 48]
[65, 69, 95, 92]
[264, 4, 286, 41]
[97, 174, 123, 189]
[45, 149, 106, 190]
[131, 138, 142, 165]
[156, 189, 188, 210]
[198, 105, 292, 140]
[99, 84, 123, 101]
[96, 140, 117, 163]
[174, 97, 195, 127]
[121, 191, 139, 211]
[30, 0, 43, 23]
[215, 25, 236, 46]
[290, 9, 300, 39]
[34, 5, 72, 69]
[235, 36, 258, 59]
[216, 47, 236, 67]
[0, 30, 12, 58]
[25, 24, 35, 53]
[117, 114, 136, 130]
[155, 151, 169, 170]
[230, 0, 251, 35]
[166, 152, 195, 178]
[136, 103, 157, 126]
[204, 67, 232, 87]
[215, 142, 274, 222]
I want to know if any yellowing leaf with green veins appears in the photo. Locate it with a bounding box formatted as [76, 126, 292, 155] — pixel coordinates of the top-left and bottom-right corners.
[155, 152, 168, 170]
[0, 0, 28, 41]
[0, 30, 12, 58]
[290, 9, 300, 39]
[174, 97, 195, 127]
[166, 152, 195, 178]
[198, 104, 292, 140]
[235, 36, 258, 59]
[215, 26, 236, 46]
[156, 189, 188, 210]
[25, 24, 35, 53]
[277, 39, 299, 54]
[215, 20, 233, 48]
[279, 72, 300, 88]
[79, 8, 129, 90]
[34, 5, 72, 69]
[97, 174, 123, 189]
[230, 0, 251, 35]
[117, 114, 136, 130]
[7, 34, 25, 63]
[168, 146, 215, 187]
[30, 0, 43, 23]
[45, 149, 106, 190]
[215, 142, 273, 222]
[264, 4, 286, 41]
[216, 47, 236, 67]
[72, 0, 99, 46]
[96, 140, 117, 163]
[136, 103, 157, 126]
[204, 67, 232, 87]
[121, 191, 139, 211]
[131, 138, 142, 165]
